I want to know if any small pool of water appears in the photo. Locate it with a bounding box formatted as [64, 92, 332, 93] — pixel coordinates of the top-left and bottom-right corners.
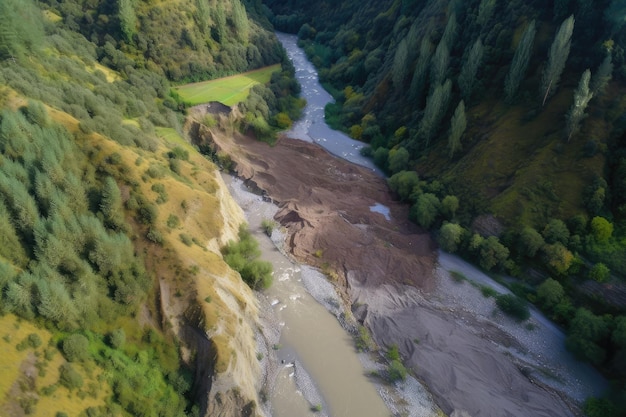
[369, 203, 391, 220]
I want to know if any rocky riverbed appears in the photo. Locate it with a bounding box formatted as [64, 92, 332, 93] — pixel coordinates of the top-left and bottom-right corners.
[201, 122, 603, 417]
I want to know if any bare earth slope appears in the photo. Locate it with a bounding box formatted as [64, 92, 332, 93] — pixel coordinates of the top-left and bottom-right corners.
[204, 126, 576, 417]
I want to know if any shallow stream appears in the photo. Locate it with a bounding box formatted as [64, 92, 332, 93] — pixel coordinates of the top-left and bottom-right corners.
[224, 176, 392, 417]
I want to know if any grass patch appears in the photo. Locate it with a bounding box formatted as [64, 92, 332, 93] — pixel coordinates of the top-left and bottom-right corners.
[155, 127, 188, 148]
[173, 64, 281, 106]
[480, 285, 498, 298]
[495, 293, 531, 321]
[449, 270, 466, 282]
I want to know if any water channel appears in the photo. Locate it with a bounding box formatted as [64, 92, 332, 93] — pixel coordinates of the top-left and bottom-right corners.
[221, 31, 607, 417]
[225, 177, 392, 417]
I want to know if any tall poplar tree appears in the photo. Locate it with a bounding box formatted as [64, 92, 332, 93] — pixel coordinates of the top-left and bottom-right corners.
[409, 38, 433, 105]
[232, 0, 249, 43]
[392, 39, 409, 91]
[458, 38, 484, 102]
[504, 20, 536, 102]
[118, 0, 137, 42]
[448, 101, 466, 158]
[541, 15, 575, 105]
[566, 69, 593, 141]
[430, 42, 449, 92]
[419, 79, 452, 148]
[441, 13, 458, 51]
[477, 0, 497, 28]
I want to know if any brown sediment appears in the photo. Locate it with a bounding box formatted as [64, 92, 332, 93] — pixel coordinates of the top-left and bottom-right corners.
[200, 123, 579, 417]
[201, 128, 437, 296]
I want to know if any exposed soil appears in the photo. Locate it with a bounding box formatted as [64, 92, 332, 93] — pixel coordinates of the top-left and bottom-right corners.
[205, 129, 437, 294]
[203, 125, 580, 417]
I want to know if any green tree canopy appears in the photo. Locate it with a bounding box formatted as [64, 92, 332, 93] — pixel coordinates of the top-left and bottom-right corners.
[438, 223, 464, 253]
[411, 193, 440, 229]
[566, 308, 610, 365]
[590, 216, 613, 242]
[536, 278, 564, 311]
[542, 219, 570, 245]
[519, 227, 545, 258]
[388, 171, 420, 202]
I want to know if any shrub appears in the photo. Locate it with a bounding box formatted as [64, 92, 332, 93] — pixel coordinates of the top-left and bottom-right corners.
[169, 158, 182, 175]
[590, 216, 613, 242]
[138, 200, 159, 225]
[166, 214, 180, 229]
[146, 228, 163, 244]
[583, 397, 617, 417]
[168, 146, 189, 161]
[355, 325, 374, 352]
[386, 344, 400, 361]
[108, 329, 125, 349]
[589, 263, 610, 283]
[261, 219, 276, 237]
[62, 334, 90, 362]
[180, 234, 193, 246]
[536, 278, 565, 311]
[495, 294, 530, 321]
[387, 359, 407, 382]
[146, 164, 166, 179]
[59, 363, 83, 390]
[27, 333, 42, 348]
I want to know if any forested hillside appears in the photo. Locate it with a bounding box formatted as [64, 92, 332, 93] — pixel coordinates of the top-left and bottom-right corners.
[264, 0, 626, 414]
[0, 1, 298, 416]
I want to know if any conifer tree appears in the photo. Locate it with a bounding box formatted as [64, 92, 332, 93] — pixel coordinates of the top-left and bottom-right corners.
[504, 20, 536, 102]
[0, 0, 43, 60]
[566, 69, 593, 141]
[232, 0, 250, 43]
[448, 101, 466, 158]
[118, 0, 137, 42]
[409, 38, 433, 105]
[196, 0, 211, 35]
[590, 53, 612, 96]
[541, 15, 575, 105]
[419, 79, 452, 148]
[441, 13, 458, 51]
[213, 4, 227, 43]
[477, 0, 497, 28]
[458, 39, 484, 102]
[392, 39, 409, 91]
[430, 42, 449, 92]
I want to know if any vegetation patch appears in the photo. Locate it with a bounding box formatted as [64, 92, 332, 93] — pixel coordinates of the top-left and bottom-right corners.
[495, 294, 530, 322]
[174, 64, 281, 106]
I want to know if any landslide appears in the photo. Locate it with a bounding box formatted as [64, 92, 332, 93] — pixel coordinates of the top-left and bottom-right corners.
[199, 119, 580, 417]
[198, 121, 437, 293]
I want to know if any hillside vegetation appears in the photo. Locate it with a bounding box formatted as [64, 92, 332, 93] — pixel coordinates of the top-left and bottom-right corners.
[264, 0, 626, 414]
[0, 0, 301, 416]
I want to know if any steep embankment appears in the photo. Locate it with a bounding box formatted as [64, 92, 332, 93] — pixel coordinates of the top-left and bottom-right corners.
[93, 123, 269, 416]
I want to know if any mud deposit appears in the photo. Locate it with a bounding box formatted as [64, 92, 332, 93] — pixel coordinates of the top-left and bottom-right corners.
[201, 120, 610, 416]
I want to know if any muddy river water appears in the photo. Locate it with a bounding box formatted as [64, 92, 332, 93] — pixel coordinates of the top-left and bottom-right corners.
[225, 176, 394, 417]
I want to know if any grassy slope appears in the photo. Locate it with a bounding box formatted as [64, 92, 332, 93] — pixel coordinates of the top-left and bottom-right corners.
[0, 8, 264, 413]
[0, 315, 110, 417]
[174, 64, 281, 105]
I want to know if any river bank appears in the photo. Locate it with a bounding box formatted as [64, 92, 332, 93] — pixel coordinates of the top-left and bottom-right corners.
[197, 120, 602, 416]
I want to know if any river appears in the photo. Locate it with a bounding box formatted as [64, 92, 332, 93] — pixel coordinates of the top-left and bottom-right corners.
[219, 31, 608, 417]
[225, 176, 395, 417]
[275, 32, 381, 175]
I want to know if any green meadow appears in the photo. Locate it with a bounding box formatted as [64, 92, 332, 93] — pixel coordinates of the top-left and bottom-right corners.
[174, 64, 281, 106]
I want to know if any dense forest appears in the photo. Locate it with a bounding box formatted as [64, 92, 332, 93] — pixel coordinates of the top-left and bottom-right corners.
[0, 1, 298, 416]
[264, 0, 626, 415]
